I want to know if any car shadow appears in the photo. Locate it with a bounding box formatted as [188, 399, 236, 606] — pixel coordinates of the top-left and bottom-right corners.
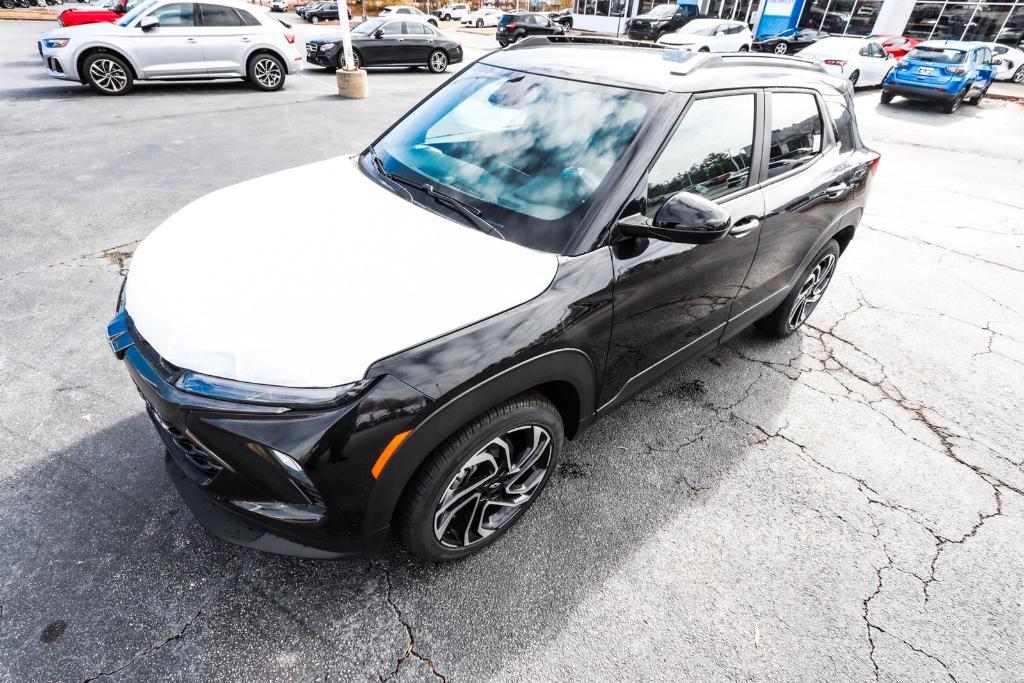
[1, 330, 796, 679]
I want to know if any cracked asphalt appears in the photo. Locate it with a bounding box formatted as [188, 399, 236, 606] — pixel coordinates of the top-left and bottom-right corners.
[2, 18, 1024, 682]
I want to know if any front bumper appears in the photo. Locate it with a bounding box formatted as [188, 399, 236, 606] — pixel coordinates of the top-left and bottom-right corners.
[39, 46, 76, 81]
[108, 309, 431, 558]
[625, 26, 662, 41]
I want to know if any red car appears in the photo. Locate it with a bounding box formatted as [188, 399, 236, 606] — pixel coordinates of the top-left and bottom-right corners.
[870, 34, 922, 59]
[56, 0, 134, 27]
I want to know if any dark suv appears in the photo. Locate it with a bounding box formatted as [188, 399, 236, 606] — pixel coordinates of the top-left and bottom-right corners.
[626, 2, 703, 41]
[496, 12, 564, 47]
[109, 38, 877, 562]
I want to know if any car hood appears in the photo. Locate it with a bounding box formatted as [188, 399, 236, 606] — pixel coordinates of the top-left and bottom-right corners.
[125, 156, 560, 388]
[48, 20, 125, 37]
[632, 13, 670, 21]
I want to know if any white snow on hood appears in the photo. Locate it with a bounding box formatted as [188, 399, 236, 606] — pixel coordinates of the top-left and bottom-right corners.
[126, 156, 559, 388]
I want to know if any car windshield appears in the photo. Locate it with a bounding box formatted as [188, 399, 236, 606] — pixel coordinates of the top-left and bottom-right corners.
[680, 19, 719, 35]
[368, 64, 654, 253]
[354, 17, 386, 33]
[648, 4, 676, 17]
[116, 0, 154, 25]
[907, 46, 966, 63]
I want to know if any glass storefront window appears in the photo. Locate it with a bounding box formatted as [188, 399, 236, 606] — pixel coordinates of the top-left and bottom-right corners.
[999, 4, 1024, 45]
[963, 3, 1013, 40]
[846, 0, 882, 34]
[905, 2, 943, 38]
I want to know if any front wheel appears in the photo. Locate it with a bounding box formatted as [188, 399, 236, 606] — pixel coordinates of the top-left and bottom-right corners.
[248, 53, 285, 91]
[337, 48, 360, 70]
[880, 90, 894, 104]
[442, 12, 450, 20]
[428, 17, 437, 26]
[773, 42, 787, 54]
[476, 18, 482, 27]
[756, 240, 840, 337]
[698, 46, 710, 52]
[967, 82, 989, 105]
[1013, 66, 1024, 84]
[83, 52, 133, 95]
[427, 49, 448, 73]
[0, 0, 16, 8]
[395, 393, 564, 562]
[310, 14, 319, 22]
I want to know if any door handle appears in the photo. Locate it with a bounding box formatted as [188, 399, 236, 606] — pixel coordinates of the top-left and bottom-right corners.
[730, 217, 760, 238]
[186, 37, 198, 43]
[240, 37, 252, 42]
[825, 182, 849, 199]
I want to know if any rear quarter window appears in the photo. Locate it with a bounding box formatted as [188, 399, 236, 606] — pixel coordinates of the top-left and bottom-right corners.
[825, 100, 858, 153]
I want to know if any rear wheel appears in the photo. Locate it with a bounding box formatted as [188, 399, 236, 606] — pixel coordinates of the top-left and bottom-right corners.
[395, 393, 564, 562]
[1, 0, 15, 9]
[83, 52, 133, 95]
[310, 14, 319, 22]
[774, 42, 787, 54]
[943, 87, 965, 114]
[337, 48, 360, 70]
[476, 18, 483, 26]
[757, 240, 841, 338]
[739, 44, 749, 51]
[967, 81, 989, 105]
[247, 53, 285, 91]
[880, 90, 894, 104]
[427, 49, 448, 73]
[698, 46, 710, 52]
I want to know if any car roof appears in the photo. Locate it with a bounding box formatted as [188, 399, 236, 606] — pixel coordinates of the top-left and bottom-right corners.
[482, 43, 850, 95]
[918, 39, 983, 50]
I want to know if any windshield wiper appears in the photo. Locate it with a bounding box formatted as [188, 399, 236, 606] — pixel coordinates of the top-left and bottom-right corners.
[367, 148, 504, 240]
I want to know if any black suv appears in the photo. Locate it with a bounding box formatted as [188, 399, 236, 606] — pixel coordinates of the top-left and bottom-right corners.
[302, 1, 351, 23]
[109, 39, 877, 562]
[626, 2, 703, 41]
[496, 12, 565, 47]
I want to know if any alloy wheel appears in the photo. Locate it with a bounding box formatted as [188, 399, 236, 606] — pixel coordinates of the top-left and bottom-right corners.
[787, 253, 836, 330]
[253, 57, 282, 88]
[774, 42, 787, 54]
[339, 49, 359, 69]
[89, 58, 128, 93]
[1013, 66, 1024, 83]
[433, 425, 553, 549]
[429, 50, 447, 72]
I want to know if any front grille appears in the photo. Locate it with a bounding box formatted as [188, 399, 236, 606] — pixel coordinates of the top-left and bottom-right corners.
[149, 407, 224, 484]
[306, 43, 318, 56]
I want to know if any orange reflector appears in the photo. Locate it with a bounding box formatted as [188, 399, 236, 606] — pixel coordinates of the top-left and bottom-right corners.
[371, 430, 412, 479]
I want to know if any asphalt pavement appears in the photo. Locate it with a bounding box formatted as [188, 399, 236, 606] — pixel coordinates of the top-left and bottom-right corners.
[2, 17, 1023, 682]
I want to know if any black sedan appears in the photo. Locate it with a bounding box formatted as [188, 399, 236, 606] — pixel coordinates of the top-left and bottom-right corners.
[306, 18, 463, 72]
[546, 9, 573, 28]
[302, 1, 353, 23]
[752, 27, 830, 54]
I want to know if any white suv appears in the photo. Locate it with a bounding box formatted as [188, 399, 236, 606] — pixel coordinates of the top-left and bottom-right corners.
[656, 18, 753, 52]
[435, 3, 469, 21]
[38, 0, 302, 95]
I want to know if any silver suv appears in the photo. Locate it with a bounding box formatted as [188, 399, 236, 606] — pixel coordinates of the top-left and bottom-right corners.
[38, 0, 302, 95]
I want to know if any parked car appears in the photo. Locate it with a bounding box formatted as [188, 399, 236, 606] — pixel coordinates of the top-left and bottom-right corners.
[462, 6, 501, 27]
[295, 1, 324, 17]
[752, 27, 830, 54]
[270, 0, 287, 11]
[657, 18, 752, 52]
[379, 4, 438, 26]
[625, 2, 702, 41]
[306, 16, 461, 71]
[869, 34, 920, 59]
[434, 2, 468, 21]
[881, 40, 998, 113]
[302, 1, 351, 23]
[109, 40, 877, 562]
[56, 0, 135, 27]
[798, 36, 894, 86]
[988, 42, 1024, 82]
[496, 11, 564, 47]
[545, 9, 572, 28]
[39, 0, 302, 95]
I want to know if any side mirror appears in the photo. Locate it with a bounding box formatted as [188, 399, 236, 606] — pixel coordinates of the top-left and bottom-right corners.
[114, 2, 126, 11]
[373, 28, 384, 38]
[619, 192, 732, 244]
[139, 15, 159, 30]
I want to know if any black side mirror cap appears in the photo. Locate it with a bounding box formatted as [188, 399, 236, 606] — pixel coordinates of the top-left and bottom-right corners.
[374, 28, 384, 38]
[618, 192, 732, 245]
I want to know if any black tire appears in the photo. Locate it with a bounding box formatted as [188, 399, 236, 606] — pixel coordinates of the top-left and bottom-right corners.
[395, 393, 564, 562]
[756, 240, 841, 338]
[428, 17, 437, 26]
[880, 90, 894, 104]
[849, 69, 860, 86]
[943, 87, 965, 114]
[337, 48, 360, 70]
[739, 44, 749, 51]
[247, 52, 285, 91]
[427, 48, 448, 73]
[967, 82, 988, 105]
[442, 12, 450, 20]
[1013, 66, 1024, 84]
[0, 0, 15, 8]
[82, 52, 133, 95]
[310, 14, 319, 22]
[698, 46, 710, 52]
[498, 38, 508, 47]
[475, 18, 482, 27]
[773, 41, 787, 54]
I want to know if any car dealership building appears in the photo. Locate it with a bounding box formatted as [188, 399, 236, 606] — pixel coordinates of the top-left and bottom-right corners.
[569, 0, 1024, 45]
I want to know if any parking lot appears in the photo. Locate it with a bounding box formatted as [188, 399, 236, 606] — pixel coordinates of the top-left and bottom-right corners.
[2, 14, 1024, 682]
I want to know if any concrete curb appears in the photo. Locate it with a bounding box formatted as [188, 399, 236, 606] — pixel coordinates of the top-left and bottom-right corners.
[0, 9, 58, 20]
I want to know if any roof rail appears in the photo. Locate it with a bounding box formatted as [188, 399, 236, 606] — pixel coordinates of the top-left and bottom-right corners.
[507, 35, 668, 51]
[704, 53, 827, 73]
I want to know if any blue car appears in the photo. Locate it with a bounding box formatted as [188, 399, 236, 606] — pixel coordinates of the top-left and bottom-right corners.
[881, 40, 998, 113]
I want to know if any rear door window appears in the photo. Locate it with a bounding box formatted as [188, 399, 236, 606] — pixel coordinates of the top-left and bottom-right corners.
[767, 92, 823, 179]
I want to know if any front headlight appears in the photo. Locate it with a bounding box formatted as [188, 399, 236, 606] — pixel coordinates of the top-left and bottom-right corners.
[319, 42, 336, 51]
[42, 38, 70, 48]
[175, 371, 372, 408]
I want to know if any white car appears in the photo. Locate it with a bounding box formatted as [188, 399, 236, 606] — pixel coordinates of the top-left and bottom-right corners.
[435, 2, 469, 21]
[798, 36, 894, 87]
[270, 0, 287, 11]
[462, 6, 501, 27]
[989, 42, 1024, 82]
[38, 0, 302, 95]
[656, 18, 752, 52]
[379, 5, 439, 26]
